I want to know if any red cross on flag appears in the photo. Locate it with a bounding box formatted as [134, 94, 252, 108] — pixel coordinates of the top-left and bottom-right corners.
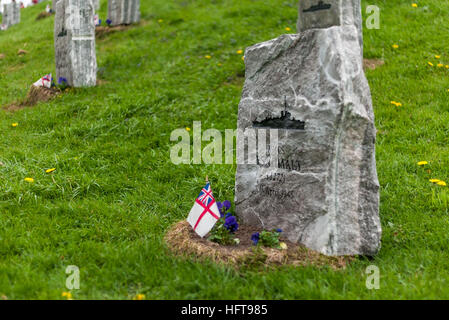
[33, 73, 52, 89]
[187, 182, 220, 237]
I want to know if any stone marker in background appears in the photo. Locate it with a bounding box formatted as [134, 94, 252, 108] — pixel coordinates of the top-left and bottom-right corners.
[107, 0, 140, 26]
[297, 0, 363, 57]
[52, 0, 60, 12]
[93, 0, 100, 11]
[2, 0, 21, 28]
[53, 0, 97, 12]
[12, 0, 20, 24]
[235, 0, 381, 256]
[54, 0, 97, 87]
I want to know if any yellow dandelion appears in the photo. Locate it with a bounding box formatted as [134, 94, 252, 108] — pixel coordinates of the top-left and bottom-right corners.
[437, 63, 444, 68]
[62, 292, 72, 300]
[134, 294, 146, 300]
[24, 177, 34, 183]
[157, 19, 163, 23]
[437, 181, 447, 187]
[236, 49, 243, 55]
[430, 179, 441, 183]
[435, 55, 441, 59]
[46, 168, 56, 174]
[285, 27, 291, 32]
[11, 123, 18, 127]
[428, 62, 434, 67]
[445, 65, 449, 69]
[392, 44, 399, 49]
[417, 161, 428, 166]
[205, 55, 211, 59]
[241, 56, 245, 61]
[185, 127, 191, 132]
[412, 3, 418, 8]
[279, 242, 288, 250]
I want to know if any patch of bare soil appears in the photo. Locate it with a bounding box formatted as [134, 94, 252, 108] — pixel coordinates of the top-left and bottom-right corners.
[363, 58, 384, 71]
[36, 12, 52, 20]
[3, 86, 60, 112]
[96, 25, 133, 39]
[17, 49, 28, 56]
[165, 220, 352, 269]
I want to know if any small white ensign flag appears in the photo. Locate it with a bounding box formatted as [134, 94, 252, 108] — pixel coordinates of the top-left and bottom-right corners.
[187, 182, 220, 237]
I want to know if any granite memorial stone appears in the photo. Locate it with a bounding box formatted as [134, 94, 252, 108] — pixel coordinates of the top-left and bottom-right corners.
[54, 0, 97, 87]
[297, 0, 363, 57]
[107, 0, 140, 26]
[2, 0, 20, 28]
[235, 1, 380, 256]
[93, 0, 100, 11]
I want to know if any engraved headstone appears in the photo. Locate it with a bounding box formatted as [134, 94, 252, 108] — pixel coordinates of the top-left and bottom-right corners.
[54, 0, 97, 87]
[107, 0, 140, 26]
[235, 2, 380, 256]
[297, 0, 363, 56]
[2, 0, 20, 28]
[93, 0, 100, 11]
[54, 0, 97, 13]
[12, 0, 20, 25]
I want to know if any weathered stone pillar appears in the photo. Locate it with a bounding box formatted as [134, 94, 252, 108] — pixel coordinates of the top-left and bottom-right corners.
[2, 0, 20, 28]
[107, 0, 140, 26]
[297, 0, 363, 57]
[54, 0, 97, 87]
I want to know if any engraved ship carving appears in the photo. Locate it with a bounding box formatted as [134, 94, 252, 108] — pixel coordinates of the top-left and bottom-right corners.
[303, 1, 332, 13]
[253, 98, 305, 130]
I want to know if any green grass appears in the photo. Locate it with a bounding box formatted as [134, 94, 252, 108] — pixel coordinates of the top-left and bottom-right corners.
[1, 0, 449, 299]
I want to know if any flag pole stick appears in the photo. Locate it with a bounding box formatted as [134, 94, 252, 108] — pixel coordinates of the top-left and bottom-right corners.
[206, 175, 209, 183]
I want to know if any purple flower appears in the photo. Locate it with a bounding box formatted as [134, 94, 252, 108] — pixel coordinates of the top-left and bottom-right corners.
[58, 77, 67, 85]
[276, 228, 283, 233]
[106, 18, 112, 26]
[251, 232, 260, 245]
[222, 200, 231, 211]
[217, 200, 232, 217]
[224, 215, 239, 233]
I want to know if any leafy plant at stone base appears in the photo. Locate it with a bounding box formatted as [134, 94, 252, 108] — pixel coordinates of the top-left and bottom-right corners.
[208, 200, 240, 246]
[57, 77, 69, 91]
[251, 229, 283, 249]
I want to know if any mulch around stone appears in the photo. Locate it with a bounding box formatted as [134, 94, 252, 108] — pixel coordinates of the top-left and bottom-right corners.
[165, 220, 352, 269]
[95, 25, 133, 39]
[36, 12, 53, 20]
[363, 58, 385, 71]
[3, 86, 60, 112]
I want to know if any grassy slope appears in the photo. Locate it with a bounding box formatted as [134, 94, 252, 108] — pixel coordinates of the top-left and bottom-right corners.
[0, 0, 448, 299]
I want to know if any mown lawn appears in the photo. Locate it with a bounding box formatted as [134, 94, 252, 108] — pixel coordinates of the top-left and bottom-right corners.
[0, 0, 449, 299]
